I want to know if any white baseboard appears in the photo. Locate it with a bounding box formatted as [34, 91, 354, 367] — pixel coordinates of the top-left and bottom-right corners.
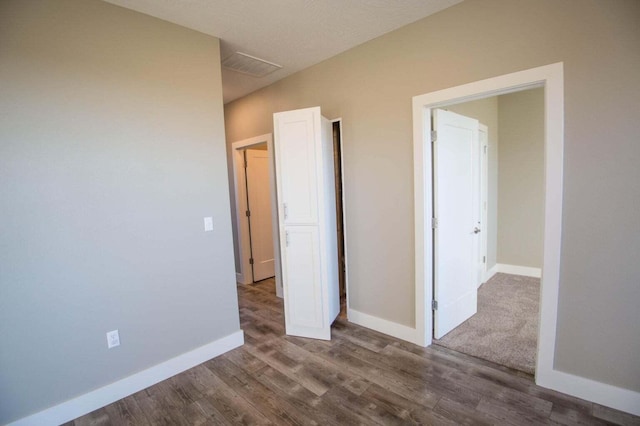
[9, 330, 244, 426]
[347, 308, 419, 345]
[537, 367, 640, 417]
[485, 264, 497, 282]
[487, 263, 541, 279]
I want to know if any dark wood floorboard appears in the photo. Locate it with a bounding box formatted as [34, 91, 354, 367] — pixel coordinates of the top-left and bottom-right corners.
[70, 278, 640, 425]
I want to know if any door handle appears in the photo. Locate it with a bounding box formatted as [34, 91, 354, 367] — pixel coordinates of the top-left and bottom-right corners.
[473, 227, 481, 234]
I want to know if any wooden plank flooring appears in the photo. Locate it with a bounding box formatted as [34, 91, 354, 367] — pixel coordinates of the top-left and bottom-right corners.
[69, 279, 640, 425]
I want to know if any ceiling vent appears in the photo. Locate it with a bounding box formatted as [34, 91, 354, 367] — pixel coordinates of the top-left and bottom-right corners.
[221, 52, 282, 78]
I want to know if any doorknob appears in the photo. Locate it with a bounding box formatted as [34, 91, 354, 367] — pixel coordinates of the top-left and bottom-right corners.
[473, 227, 481, 234]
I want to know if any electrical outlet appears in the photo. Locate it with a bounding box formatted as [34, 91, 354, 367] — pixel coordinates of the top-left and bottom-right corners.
[106, 330, 120, 349]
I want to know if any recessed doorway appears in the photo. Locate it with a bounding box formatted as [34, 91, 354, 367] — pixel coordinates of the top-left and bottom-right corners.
[428, 88, 545, 375]
[231, 134, 282, 296]
[412, 62, 564, 390]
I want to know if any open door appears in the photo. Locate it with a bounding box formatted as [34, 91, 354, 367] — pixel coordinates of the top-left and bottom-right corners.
[274, 107, 339, 340]
[245, 148, 276, 281]
[433, 109, 480, 339]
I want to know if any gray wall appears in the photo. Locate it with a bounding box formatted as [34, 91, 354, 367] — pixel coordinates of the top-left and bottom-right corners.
[0, 1, 240, 423]
[224, 0, 640, 392]
[497, 89, 545, 268]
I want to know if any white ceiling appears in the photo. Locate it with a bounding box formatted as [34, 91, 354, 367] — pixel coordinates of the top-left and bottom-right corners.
[103, 0, 463, 103]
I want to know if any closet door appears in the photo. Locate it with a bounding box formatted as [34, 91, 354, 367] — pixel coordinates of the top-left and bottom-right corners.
[281, 226, 329, 340]
[274, 107, 335, 341]
[274, 108, 320, 225]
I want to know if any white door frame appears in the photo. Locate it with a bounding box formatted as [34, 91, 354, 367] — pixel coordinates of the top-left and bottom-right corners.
[412, 63, 564, 386]
[478, 123, 489, 286]
[231, 134, 283, 297]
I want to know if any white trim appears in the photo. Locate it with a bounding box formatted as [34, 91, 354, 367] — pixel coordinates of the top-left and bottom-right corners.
[485, 264, 499, 282]
[8, 331, 244, 426]
[347, 309, 419, 345]
[412, 102, 431, 347]
[478, 124, 489, 289]
[412, 63, 565, 380]
[231, 134, 282, 296]
[493, 263, 541, 278]
[537, 369, 640, 417]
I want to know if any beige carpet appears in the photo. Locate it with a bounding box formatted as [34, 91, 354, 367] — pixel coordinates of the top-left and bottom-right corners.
[434, 273, 540, 374]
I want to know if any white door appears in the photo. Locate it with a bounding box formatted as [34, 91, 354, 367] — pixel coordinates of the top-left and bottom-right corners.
[280, 226, 330, 340]
[274, 107, 336, 341]
[433, 109, 480, 339]
[274, 109, 319, 225]
[246, 148, 275, 281]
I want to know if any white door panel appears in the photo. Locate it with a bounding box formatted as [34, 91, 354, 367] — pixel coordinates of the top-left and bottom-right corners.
[281, 226, 329, 339]
[433, 109, 479, 339]
[246, 149, 275, 281]
[274, 110, 319, 225]
[274, 107, 338, 341]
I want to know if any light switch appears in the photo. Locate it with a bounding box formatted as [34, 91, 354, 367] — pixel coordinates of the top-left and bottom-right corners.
[106, 330, 120, 349]
[204, 217, 213, 232]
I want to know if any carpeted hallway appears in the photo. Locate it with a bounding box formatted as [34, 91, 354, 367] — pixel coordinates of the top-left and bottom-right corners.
[434, 273, 540, 374]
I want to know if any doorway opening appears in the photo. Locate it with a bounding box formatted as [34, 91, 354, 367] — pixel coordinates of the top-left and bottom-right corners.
[332, 120, 347, 317]
[412, 63, 564, 389]
[231, 134, 282, 296]
[429, 88, 545, 375]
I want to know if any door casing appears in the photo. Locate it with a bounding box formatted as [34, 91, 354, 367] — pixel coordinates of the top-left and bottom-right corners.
[412, 63, 564, 390]
[478, 124, 489, 286]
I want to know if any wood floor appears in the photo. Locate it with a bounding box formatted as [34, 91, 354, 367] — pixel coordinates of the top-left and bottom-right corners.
[69, 279, 639, 426]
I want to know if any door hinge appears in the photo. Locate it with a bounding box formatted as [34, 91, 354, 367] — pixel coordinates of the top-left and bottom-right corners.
[431, 130, 437, 143]
[249, 258, 254, 265]
[483, 256, 486, 264]
[484, 145, 488, 154]
[246, 210, 251, 217]
[432, 300, 438, 310]
[432, 217, 438, 229]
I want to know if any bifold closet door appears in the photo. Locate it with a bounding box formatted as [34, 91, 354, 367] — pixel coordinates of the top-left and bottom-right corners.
[274, 107, 336, 341]
[280, 226, 330, 340]
[274, 108, 319, 226]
